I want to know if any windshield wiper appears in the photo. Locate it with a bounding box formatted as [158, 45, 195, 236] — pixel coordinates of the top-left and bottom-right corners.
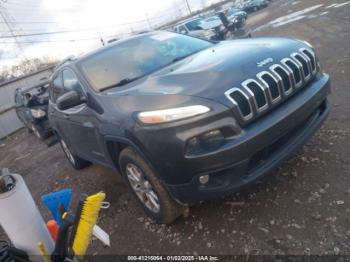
[100, 76, 141, 91]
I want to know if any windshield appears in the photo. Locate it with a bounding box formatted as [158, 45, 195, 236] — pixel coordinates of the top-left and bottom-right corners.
[185, 19, 204, 31]
[79, 32, 213, 91]
[228, 9, 240, 15]
[205, 17, 219, 22]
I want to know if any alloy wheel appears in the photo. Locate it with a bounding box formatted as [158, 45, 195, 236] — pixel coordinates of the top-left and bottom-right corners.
[126, 163, 160, 213]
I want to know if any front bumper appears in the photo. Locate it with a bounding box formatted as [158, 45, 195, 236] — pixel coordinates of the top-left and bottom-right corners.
[166, 74, 330, 203]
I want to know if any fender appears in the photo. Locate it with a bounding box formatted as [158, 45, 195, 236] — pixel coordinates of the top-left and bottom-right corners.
[103, 135, 161, 177]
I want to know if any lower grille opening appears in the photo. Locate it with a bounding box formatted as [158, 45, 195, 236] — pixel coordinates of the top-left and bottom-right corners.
[246, 82, 266, 108]
[247, 100, 326, 173]
[230, 91, 251, 117]
[261, 74, 279, 100]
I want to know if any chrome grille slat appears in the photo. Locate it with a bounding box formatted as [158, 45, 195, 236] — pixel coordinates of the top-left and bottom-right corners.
[282, 58, 303, 89]
[257, 71, 282, 103]
[242, 79, 268, 112]
[297, 52, 312, 79]
[300, 48, 317, 74]
[291, 52, 310, 81]
[270, 64, 293, 96]
[224, 87, 253, 121]
[293, 52, 312, 81]
[225, 50, 318, 123]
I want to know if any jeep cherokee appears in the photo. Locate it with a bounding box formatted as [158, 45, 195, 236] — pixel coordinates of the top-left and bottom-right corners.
[48, 31, 330, 223]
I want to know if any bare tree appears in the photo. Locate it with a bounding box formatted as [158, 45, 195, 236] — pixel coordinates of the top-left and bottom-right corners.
[0, 56, 58, 83]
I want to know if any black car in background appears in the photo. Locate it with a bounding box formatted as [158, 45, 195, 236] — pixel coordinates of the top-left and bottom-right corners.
[224, 7, 248, 20]
[242, 0, 269, 12]
[48, 31, 330, 223]
[15, 81, 52, 139]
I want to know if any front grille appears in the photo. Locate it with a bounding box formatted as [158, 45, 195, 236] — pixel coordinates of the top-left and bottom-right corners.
[271, 65, 292, 94]
[225, 48, 318, 123]
[293, 53, 310, 79]
[301, 48, 317, 73]
[261, 74, 279, 99]
[225, 88, 252, 119]
[283, 58, 302, 87]
[243, 80, 267, 111]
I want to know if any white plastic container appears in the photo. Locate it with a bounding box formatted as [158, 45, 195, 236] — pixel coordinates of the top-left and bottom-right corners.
[0, 173, 54, 261]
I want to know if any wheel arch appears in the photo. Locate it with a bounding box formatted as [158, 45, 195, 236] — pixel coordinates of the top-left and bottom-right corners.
[104, 136, 156, 175]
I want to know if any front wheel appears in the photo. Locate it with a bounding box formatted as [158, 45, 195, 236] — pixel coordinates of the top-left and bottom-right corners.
[60, 139, 90, 170]
[119, 147, 183, 224]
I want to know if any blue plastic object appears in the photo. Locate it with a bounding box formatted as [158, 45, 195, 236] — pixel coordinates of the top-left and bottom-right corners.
[41, 188, 72, 225]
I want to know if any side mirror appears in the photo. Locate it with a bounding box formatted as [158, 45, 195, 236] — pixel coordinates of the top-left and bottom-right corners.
[180, 30, 187, 34]
[57, 90, 86, 110]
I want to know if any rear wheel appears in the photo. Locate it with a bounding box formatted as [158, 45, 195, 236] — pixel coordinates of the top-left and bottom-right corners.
[60, 139, 90, 170]
[119, 147, 183, 224]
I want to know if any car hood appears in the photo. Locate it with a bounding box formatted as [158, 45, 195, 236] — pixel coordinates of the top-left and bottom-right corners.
[107, 37, 307, 107]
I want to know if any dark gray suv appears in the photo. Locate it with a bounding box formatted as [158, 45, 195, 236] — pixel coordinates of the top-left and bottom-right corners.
[48, 31, 330, 223]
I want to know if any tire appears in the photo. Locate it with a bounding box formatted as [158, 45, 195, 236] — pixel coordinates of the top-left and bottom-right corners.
[119, 147, 182, 224]
[59, 139, 91, 170]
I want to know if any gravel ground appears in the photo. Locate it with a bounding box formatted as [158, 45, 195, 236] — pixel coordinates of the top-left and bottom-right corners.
[1, 0, 350, 257]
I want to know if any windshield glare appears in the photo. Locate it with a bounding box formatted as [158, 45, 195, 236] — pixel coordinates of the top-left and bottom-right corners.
[80, 32, 213, 91]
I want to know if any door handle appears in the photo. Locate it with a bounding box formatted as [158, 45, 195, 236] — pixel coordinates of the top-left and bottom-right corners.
[64, 114, 70, 119]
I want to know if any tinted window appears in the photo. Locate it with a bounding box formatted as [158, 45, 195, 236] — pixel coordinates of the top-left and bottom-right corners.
[80, 32, 213, 91]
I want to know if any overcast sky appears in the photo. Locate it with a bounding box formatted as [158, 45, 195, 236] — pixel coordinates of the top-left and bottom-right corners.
[0, 0, 218, 70]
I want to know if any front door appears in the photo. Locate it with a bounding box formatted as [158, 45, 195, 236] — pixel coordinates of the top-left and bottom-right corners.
[51, 68, 107, 164]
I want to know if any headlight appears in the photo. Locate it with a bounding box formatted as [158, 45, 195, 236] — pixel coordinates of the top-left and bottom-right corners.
[137, 105, 210, 124]
[30, 108, 46, 118]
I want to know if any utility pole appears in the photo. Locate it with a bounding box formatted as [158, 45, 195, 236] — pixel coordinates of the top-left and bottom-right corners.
[0, 6, 29, 62]
[145, 13, 152, 30]
[183, 0, 192, 15]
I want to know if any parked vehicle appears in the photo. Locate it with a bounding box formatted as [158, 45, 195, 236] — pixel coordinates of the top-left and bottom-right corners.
[216, 12, 251, 40]
[221, 7, 248, 21]
[48, 31, 330, 224]
[15, 81, 52, 140]
[173, 18, 217, 40]
[241, 0, 268, 12]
